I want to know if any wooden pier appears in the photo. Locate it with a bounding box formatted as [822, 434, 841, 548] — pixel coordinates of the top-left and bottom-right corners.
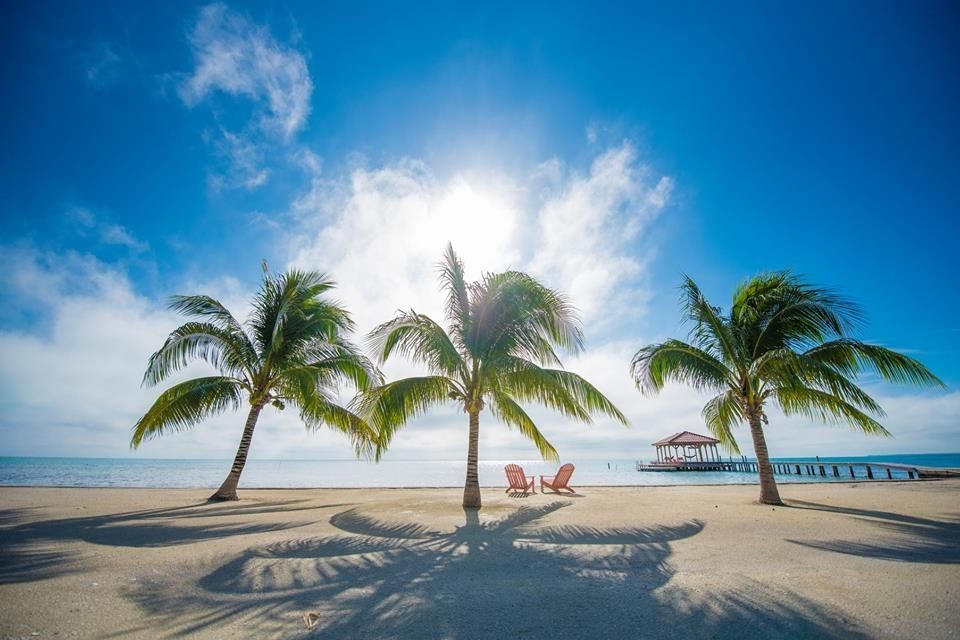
[638, 431, 959, 481]
[635, 456, 958, 480]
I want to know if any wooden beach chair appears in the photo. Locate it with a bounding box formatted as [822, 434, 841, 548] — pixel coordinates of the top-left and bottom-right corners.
[540, 463, 576, 494]
[504, 464, 536, 494]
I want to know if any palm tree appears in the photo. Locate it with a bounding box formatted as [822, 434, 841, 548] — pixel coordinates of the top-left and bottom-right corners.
[132, 266, 381, 501]
[360, 244, 628, 509]
[631, 273, 943, 505]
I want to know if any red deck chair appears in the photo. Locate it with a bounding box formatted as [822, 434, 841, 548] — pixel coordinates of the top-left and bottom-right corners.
[504, 464, 535, 495]
[540, 463, 576, 494]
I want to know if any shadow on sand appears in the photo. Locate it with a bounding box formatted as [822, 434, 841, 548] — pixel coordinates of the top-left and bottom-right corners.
[0, 500, 347, 584]
[785, 500, 960, 564]
[124, 501, 873, 639]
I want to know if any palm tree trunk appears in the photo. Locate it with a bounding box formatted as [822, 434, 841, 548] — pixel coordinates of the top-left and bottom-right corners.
[748, 412, 783, 505]
[462, 410, 481, 509]
[209, 402, 264, 501]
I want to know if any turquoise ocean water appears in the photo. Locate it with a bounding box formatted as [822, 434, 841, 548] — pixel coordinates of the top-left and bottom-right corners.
[0, 453, 956, 488]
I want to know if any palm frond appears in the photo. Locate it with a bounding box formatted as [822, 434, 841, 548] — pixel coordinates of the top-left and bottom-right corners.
[251, 269, 347, 360]
[471, 270, 584, 365]
[701, 390, 742, 454]
[143, 322, 256, 387]
[732, 272, 863, 357]
[292, 391, 378, 459]
[679, 276, 742, 366]
[367, 310, 466, 378]
[804, 339, 945, 388]
[131, 377, 244, 448]
[754, 348, 885, 416]
[290, 337, 383, 392]
[437, 243, 471, 350]
[773, 386, 891, 436]
[631, 339, 732, 396]
[489, 390, 560, 462]
[499, 360, 628, 425]
[167, 294, 253, 345]
[355, 376, 458, 458]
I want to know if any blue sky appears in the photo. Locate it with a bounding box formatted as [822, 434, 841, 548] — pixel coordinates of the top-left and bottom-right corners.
[1, 1, 957, 461]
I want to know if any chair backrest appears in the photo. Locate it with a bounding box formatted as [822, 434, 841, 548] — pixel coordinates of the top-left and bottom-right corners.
[505, 464, 527, 488]
[554, 463, 575, 487]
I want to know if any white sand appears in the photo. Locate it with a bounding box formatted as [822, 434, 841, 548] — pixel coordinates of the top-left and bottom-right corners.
[1, 480, 958, 639]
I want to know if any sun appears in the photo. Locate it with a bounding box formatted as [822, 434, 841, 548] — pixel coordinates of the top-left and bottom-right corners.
[432, 176, 521, 272]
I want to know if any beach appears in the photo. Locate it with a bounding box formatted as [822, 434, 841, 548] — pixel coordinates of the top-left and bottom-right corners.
[1, 481, 958, 639]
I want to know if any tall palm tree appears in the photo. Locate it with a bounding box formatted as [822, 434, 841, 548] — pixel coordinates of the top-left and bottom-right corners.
[631, 273, 943, 505]
[360, 245, 628, 509]
[132, 266, 381, 501]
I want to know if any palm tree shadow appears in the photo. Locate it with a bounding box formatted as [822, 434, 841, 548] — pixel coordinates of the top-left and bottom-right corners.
[0, 500, 346, 583]
[123, 501, 874, 639]
[785, 500, 960, 563]
[0, 542, 80, 585]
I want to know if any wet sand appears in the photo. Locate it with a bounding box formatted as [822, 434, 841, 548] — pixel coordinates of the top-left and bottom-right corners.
[1, 480, 958, 639]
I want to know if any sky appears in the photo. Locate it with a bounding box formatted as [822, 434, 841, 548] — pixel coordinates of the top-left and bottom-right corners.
[1, 1, 958, 462]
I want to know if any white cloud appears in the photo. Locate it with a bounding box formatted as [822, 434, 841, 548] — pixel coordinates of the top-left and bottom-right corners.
[100, 224, 149, 252]
[585, 123, 598, 144]
[288, 141, 671, 337]
[69, 207, 95, 227]
[175, 3, 312, 193]
[0, 248, 176, 456]
[207, 129, 271, 191]
[83, 42, 122, 88]
[68, 207, 148, 253]
[529, 143, 674, 331]
[179, 3, 312, 140]
[289, 159, 519, 336]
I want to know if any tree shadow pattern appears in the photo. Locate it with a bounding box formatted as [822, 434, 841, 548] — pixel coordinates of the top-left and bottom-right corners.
[785, 500, 960, 563]
[125, 501, 874, 639]
[0, 499, 343, 584]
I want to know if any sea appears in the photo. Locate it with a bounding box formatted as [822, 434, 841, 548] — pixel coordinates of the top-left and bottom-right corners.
[0, 453, 957, 489]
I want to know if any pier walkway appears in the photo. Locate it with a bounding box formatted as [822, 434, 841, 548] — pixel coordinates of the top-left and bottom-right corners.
[636, 458, 960, 480]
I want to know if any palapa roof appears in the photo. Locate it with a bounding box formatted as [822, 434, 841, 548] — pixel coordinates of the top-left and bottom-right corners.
[652, 430, 720, 446]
